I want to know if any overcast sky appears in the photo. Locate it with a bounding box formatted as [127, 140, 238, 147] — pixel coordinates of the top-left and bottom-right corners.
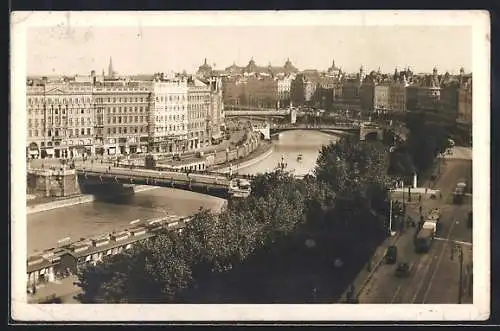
[27, 25, 472, 76]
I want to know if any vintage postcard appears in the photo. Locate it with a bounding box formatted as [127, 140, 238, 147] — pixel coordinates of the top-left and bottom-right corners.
[10, 10, 490, 322]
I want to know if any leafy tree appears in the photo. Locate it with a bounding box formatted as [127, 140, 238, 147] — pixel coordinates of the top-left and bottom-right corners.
[76, 230, 192, 303]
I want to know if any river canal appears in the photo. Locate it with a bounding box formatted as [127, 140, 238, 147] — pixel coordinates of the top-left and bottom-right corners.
[27, 130, 340, 255]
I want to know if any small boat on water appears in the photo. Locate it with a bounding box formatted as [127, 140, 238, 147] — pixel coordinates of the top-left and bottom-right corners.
[297, 154, 303, 162]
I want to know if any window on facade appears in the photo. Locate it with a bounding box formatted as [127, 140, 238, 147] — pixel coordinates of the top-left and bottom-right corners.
[80, 128, 84, 135]
[107, 128, 111, 134]
[47, 130, 52, 137]
[87, 128, 91, 135]
[107, 118, 111, 124]
[119, 127, 122, 134]
[124, 127, 127, 134]
[113, 127, 116, 134]
[112, 117, 116, 124]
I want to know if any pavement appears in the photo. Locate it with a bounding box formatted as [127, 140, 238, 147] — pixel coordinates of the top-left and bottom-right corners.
[357, 154, 473, 304]
[440, 146, 473, 161]
[27, 129, 247, 169]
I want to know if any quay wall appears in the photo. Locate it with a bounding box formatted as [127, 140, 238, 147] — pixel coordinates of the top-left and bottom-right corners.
[27, 185, 157, 215]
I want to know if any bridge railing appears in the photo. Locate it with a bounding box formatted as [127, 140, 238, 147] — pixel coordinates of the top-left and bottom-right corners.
[77, 166, 257, 184]
[107, 162, 257, 180]
[78, 169, 230, 186]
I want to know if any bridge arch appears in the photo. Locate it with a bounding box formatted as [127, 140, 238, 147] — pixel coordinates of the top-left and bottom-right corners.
[364, 131, 379, 141]
[359, 124, 383, 141]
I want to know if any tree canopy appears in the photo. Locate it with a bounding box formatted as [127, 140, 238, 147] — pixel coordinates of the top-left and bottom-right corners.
[76, 132, 396, 303]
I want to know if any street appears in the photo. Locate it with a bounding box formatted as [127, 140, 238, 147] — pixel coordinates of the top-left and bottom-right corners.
[359, 151, 472, 304]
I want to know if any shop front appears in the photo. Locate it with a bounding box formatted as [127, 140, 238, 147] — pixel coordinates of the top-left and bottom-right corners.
[27, 142, 40, 159]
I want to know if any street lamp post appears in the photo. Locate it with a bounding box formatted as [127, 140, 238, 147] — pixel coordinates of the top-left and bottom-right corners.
[388, 199, 396, 236]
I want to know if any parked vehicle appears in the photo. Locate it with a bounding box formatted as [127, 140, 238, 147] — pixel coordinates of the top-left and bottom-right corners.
[385, 245, 398, 264]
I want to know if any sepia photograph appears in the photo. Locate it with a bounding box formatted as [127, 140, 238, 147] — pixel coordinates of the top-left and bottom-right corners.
[11, 10, 490, 321]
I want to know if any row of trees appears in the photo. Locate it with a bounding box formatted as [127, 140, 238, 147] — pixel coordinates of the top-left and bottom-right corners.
[76, 134, 392, 303]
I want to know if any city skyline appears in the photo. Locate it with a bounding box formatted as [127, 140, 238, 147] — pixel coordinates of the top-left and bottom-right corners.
[27, 25, 472, 77]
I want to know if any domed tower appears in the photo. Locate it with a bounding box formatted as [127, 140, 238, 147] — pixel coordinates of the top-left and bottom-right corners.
[433, 67, 438, 76]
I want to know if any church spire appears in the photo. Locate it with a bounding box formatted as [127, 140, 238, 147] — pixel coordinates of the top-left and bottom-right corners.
[108, 57, 114, 77]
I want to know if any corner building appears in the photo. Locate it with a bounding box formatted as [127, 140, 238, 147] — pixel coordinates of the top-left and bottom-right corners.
[27, 80, 95, 159]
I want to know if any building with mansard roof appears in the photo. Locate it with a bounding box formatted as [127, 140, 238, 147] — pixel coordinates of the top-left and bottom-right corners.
[221, 58, 299, 78]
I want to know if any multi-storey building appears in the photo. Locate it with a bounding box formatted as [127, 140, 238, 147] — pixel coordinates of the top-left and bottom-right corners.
[245, 76, 279, 109]
[389, 69, 409, 112]
[27, 78, 95, 159]
[187, 77, 211, 150]
[277, 75, 294, 108]
[206, 76, 225, 139]
[290, 72, 320, 106]
[439, 80, 460, 120]
[334, 67, 365, 112]
[405, 84, 419, 111]
[150, 75, 189, 153]
[222, 77, 246, 107]
[409, 68, 442, 112]
[359, 72, 391, 113]
[457, 74, 472, 124]
[93, 80, 152, 156]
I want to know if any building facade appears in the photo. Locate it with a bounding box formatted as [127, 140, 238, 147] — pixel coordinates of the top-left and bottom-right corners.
[389, 79, 408, 112]
[245, 76, 279, 109]
[458, 75, 473, 124]
[27, 79, 95, 159]
[439, 81, 460, 119]
[187, 78, 211, 150]
[149, 77, 189, 153]
[93, 80, 152, 156]
[277, 75, 293, 108]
